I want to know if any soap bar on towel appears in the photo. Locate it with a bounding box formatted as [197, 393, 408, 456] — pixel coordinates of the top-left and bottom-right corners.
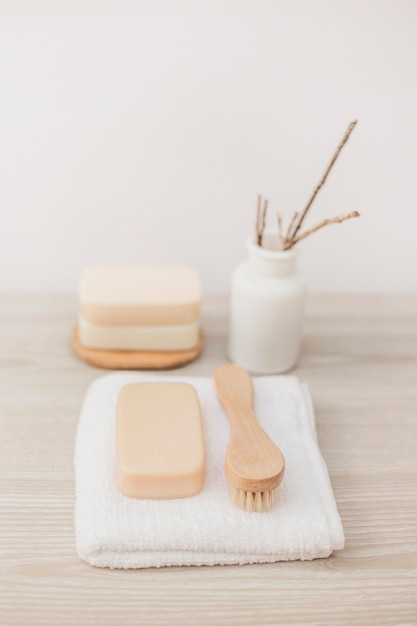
[116, 382, 205, 499]
[74, 373, 345, 569]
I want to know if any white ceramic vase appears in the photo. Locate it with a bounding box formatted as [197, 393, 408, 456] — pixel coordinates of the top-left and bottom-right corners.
[228, 234, 307, 374]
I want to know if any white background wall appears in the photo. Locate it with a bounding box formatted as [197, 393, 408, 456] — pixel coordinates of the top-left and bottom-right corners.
[0, 0, 416, 294]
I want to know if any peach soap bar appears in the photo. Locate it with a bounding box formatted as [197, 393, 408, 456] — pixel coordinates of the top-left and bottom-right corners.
[78, 266, 202, 352]
[80, 267, 201, 326]
[116, 382, 205, 499]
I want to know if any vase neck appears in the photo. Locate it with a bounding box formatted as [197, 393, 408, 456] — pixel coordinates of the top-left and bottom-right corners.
[246, 236, 298, 277]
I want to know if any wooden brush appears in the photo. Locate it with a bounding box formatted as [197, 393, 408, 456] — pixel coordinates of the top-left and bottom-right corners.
[214, 363, 285, 512]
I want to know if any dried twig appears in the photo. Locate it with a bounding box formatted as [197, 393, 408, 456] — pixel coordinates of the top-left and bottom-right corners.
[254, 120, 360, 250]
[256, 195, 268, 246]
[261, 199, 268, 243]
[277, 213, 283, 238]
[285, 211, 360, 248]
[284, 211, 299, 246]
[289, 120, 357, 242]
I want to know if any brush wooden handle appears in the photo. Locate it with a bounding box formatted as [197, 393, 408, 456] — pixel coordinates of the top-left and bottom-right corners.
[214, 363, 285, 493]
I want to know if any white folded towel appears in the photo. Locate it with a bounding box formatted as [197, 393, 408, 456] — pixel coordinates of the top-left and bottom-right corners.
[74, 372, 344, 568]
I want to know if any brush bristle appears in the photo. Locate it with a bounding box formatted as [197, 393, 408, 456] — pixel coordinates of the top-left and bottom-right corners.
[229, 484, 277, 512]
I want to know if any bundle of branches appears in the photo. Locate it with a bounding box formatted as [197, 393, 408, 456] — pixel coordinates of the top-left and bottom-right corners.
[256, 120, 360, 250]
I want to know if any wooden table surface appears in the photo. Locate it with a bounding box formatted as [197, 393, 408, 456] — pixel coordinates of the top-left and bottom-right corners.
[1, 294, 416, 626]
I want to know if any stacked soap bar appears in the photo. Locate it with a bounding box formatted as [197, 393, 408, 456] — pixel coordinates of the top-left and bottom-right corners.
[78, 267, 201, 351]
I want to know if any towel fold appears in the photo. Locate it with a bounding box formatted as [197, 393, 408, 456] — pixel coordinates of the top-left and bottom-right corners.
[74, 372, 344, 568]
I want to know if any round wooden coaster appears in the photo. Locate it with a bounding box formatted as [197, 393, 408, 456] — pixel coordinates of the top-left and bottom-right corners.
[71, 326, 204, 370]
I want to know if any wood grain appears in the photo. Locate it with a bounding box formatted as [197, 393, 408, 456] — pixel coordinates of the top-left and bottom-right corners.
[0, 294, 416, 625]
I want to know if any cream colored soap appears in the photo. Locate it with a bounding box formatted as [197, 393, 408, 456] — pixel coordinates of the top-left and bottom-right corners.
[80, 267, 201, 326]
[79, 317, 199, 351]
[116, 382, 205, 499]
